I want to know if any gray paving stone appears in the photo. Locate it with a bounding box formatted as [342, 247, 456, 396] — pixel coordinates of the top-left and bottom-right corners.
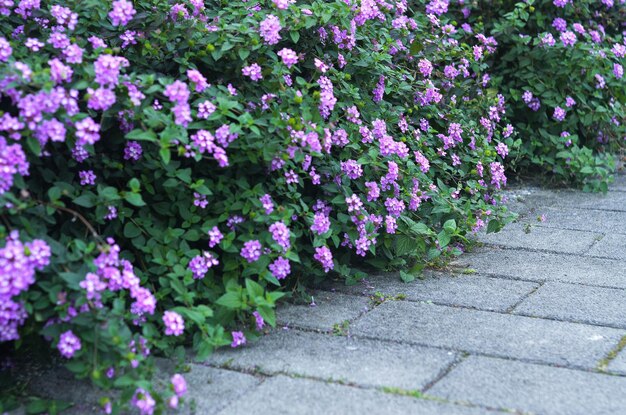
[452, 248, 626, 289]
[514, 282, 626, 328]
[585, 233, 626, 260]
[477, 222, 601, 254]
[351, 301, 624, 369]
[608, 349, 626, 375]
[429, 355, 626, 415]
[559, 191, 626, 212]
[183, 365, 261, 414]
[217, 375, 497, 415]
[25, 363, 260, 415]
[207, 329, 457, 390]
[609, 174, 626, 192]
[277, 290, 371, 331]
[330, 271, 538, 312]
[526, 207, 626, 234]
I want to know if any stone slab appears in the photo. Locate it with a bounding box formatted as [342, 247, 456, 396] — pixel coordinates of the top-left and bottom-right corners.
[451, 248, 626, 289]
[607, 349, 626, 375]
[351, 301, 624, 369]
[217, 375, 496, 415]
[514, 282, 626, 328]
[477, 222, 600, 254]
[207, 329, 457, 390]
[25, 364, 260, 415]
[183, 365, 261, 414]
[330, 271, 538, 312]
[276, 290, 371, 332]
[527, 207, 626, 235]
[609, 174, 626, 192]
[429, 355, 626, 415]
[585, 233, 626, 260]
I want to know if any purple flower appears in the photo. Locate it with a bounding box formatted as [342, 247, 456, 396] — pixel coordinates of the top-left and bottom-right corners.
[231, 331, 246, 348]
[171, 374, 187, 396]
[311, 212, 331, 235]
[560, 31, 576, 47]
[340, 160, 363, 180]
[314, 246, 334, 272]
[79, 170, 96, 186]
[553, 107, 566, 122]
[269, 257, 291, 280]
[253, 311, 265, 330]
[104, 206, 118, 221]
[259, 15, 282, 45]
[57, 330, 81, 358]
[132, 388, 155, 415]
[418, 59, 433, 77]
[242, 63, 263, 81]
[163, 311, 185, 336]
[269, 221, 290, 251]
[240, 240, 262, 262]
[124, 141, 143, 161]
[109, 0, 136, 26]
[208, 226, 223, 248]
[277, 48, 299, 68]
[259, 194, 274, 214]
[0, 36, 12, 62]
[614, 63, 624, 79]
[188, 252, 218, 279]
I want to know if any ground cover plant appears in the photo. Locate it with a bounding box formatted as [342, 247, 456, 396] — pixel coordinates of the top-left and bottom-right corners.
[442, 0, 626, 191]
[0, 0, 562, 413]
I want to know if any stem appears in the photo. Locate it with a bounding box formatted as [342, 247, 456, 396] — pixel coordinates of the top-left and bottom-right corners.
[40, 201, 104, 243]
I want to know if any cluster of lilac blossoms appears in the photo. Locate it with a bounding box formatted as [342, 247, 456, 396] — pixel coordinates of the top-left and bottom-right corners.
[0, 231, 51, 342]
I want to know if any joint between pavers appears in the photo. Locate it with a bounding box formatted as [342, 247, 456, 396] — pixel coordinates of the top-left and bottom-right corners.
[421, 353, 467, 393]
[581, 233, 606, 255]
[209, 357, 523, 415]
[311, 284, 626, 332]
[505, 281, 544, 314]
[597, 335, 626, 373]
[341, 331, 626, 378]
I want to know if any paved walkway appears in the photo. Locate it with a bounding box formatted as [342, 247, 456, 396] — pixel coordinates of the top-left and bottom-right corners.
[26, 178, 626, 414]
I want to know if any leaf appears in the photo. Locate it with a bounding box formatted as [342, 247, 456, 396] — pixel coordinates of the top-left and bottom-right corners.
[124, 193, 146, 207]
[160, 147, 171, 165]
[486, 219, 502, 234]
[443, 219, 457, 234]
[215, 292, 243, 309]
[437, 231, 451, 248]
[126, 129, 157, 142]
[73, 194, 96, 208]
[395, 235, 415, 256]
[123, 222, 142, 238]
[399, 270, 415, 283]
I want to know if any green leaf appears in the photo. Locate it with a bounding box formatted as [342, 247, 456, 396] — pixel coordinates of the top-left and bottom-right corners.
[123, 222, 142, 238]
[395, 235, 415, 256]
[128, 178, 141, 192]
[399, 270, 415, 283]
[73, 194, 96, 208]
[486, 219, 502, 234]
[443, 219, 457, 234]
[160, 147, 171, 165]
[124, 193, 146, 207]
[126, 129, 157, 142]
[216, 292, 243, 309]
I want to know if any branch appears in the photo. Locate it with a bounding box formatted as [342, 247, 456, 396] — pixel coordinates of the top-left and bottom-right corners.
[40, 201, 104, 243]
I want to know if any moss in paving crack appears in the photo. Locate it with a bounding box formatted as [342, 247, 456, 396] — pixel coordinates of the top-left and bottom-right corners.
[380, 386, 424, 399]
[369, 291, 407, 307]
[459, 268, 477, 275]
[597, 335, 626, 372]
[332, 320, 350, 336]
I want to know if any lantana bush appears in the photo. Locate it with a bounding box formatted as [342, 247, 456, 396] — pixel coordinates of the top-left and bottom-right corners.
[444, 0, 626, 190]
[2, 0, 519, 413]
